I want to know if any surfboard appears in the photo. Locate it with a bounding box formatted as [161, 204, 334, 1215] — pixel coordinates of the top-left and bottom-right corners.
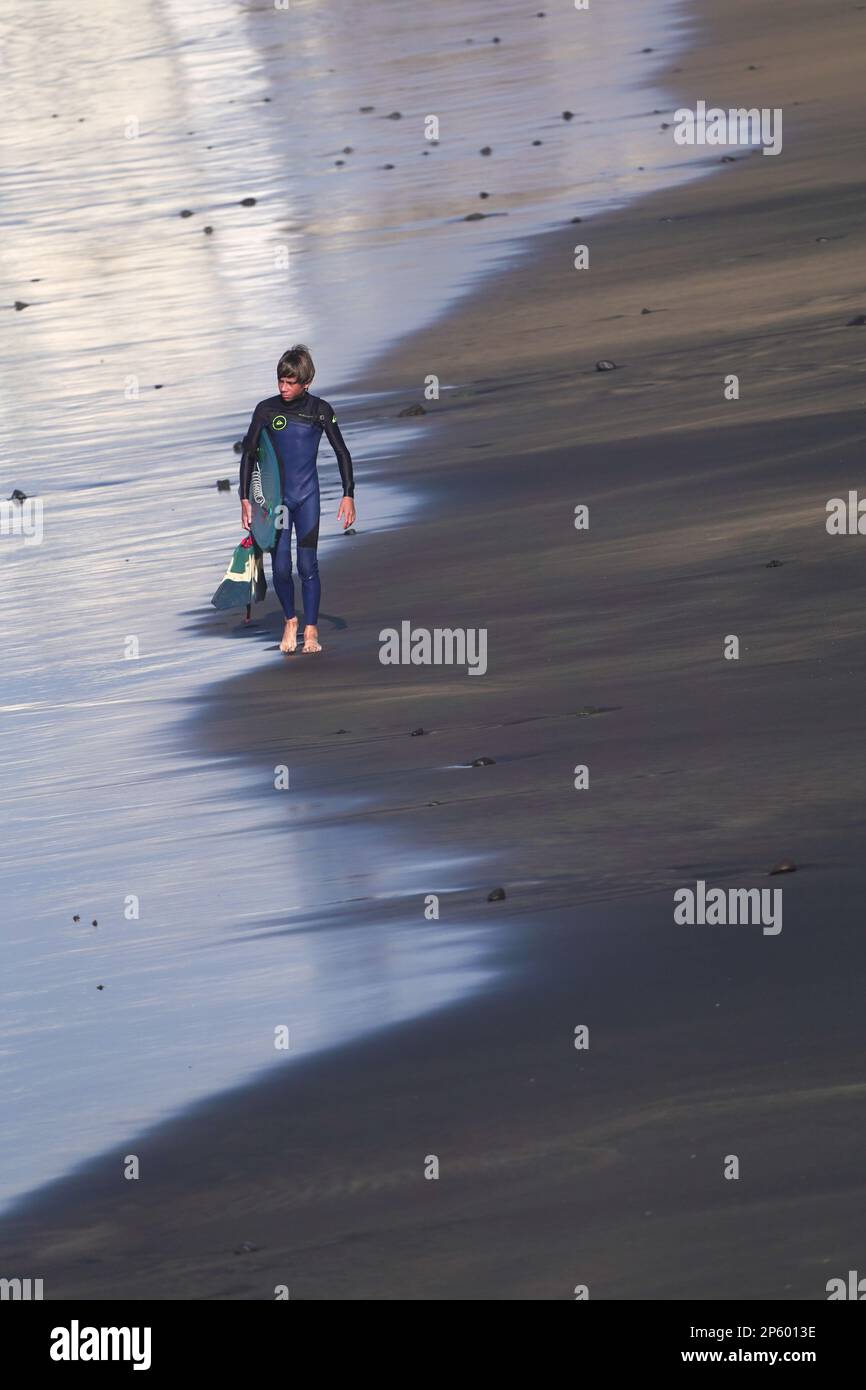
[249, 429, 281, 551]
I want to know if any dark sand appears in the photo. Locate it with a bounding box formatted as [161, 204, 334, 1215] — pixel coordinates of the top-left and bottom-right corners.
[5, 0, 866, 1298]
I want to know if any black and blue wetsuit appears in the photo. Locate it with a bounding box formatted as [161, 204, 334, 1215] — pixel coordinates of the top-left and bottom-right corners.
[239, 392, 354, 625]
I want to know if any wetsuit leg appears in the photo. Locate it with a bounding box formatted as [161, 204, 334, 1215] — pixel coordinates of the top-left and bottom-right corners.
[293, 491, 321, 626]
[271, 513, 296, 620]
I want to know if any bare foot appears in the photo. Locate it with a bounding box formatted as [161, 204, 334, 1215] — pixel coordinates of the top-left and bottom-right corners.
[303, 625, 322, 653]
[279, 618, 298, 653]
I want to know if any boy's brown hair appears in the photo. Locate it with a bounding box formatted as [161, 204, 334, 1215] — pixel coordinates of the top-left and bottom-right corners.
[276, 344, 315, 385]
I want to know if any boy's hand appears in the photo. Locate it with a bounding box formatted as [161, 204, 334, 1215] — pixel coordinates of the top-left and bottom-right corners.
[241, 499, 252, 531]
[338, 497, 356, 530]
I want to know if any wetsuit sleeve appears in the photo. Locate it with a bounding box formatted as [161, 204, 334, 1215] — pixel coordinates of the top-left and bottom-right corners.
[320, 402, 354, 497]
[238, 404, 264, 501]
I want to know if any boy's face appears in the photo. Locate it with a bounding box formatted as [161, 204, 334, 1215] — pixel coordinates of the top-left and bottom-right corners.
[278, 375, 308, 402]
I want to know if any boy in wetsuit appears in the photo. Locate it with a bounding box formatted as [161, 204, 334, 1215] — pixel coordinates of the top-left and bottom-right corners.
[239, 344, 356, 654]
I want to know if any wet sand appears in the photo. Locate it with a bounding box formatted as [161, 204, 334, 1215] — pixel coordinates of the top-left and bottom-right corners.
[4, 0, 866, 1298]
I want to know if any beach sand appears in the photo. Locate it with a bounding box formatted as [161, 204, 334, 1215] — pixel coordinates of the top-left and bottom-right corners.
[4, 0, 866, 1298]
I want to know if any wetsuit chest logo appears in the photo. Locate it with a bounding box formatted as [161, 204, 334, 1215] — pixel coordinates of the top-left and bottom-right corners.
[272, 414, 287, 430]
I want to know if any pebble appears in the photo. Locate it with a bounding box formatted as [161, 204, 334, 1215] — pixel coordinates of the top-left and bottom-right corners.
[487, 887, 506, 902]
[14, 301, 29, 311]
[769, 861, 796, 875]
[410, 727, 427, 737]
[480, 146, 492, 156]
[471, 757, 495, 767]
[239, 196, 257, 206]
[216, 479, 231, 491]
[596, 360, 617, 371]
[846, 315, 866, 326]
[398, 403, 426, 416]
[9, 488, 27, 502]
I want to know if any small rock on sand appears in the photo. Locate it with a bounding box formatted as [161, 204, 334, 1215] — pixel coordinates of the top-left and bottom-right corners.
[769, 861, 796, 875]
[596, 360, 617, 371]
[14, 301, 29, 311]
[410, 727, 427, 737]
[398, 403, 426, 416]
[471, 757, 496, 767]
[216, 479, 231, 491]
[179, 209, 193, 218]
[239, 196, 257, 206]
[480, 146, 492, 155]
[487, 887, 506, 902]
[9, 489, 27, 502]
[846, 314, 866, 326]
